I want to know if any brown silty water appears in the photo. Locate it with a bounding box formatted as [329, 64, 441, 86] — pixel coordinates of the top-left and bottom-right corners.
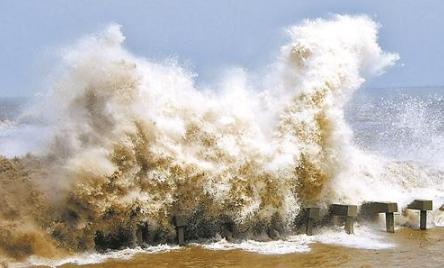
[25, 229, 444, 268]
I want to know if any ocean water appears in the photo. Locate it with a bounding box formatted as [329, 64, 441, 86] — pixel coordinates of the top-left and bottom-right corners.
[0, 97, 29, 121]
[1, 15, 444, 267]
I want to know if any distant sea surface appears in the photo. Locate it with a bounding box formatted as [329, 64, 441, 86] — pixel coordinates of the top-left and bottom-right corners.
[0, 97, 30, 121]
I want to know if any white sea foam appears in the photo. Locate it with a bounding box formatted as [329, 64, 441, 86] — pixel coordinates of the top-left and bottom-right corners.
[314, 226, 395, 250]
[201, 225, 394, 256]
[202, 236, 313, 255]
[12, 245, 179, 268]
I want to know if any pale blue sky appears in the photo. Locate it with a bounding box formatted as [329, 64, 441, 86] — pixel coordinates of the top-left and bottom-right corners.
[1, 0, 443, 97]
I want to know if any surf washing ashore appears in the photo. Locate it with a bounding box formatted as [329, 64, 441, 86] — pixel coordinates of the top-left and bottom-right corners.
[2, 15, 444, 267]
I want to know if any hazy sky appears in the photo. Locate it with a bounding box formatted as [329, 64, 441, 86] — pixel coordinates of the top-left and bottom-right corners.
[1, 0, 444, 97]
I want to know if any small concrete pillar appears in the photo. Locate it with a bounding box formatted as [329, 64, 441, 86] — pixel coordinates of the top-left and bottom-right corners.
[386, 212, 395, 233]
[330, 204, 357, 234]
[306, 218, 314, 236]
[345, 216, 354, 234]
[407, 200, 433, 230]
[360, 202, 398, 233]
[303, 207, 320, 236]
[222, 227, 233, 241]
[222, 221, 234, 241]
[420, 210, 427, 230]
[136, 225, 143, 247]
[419, 210, 427, 230]
[174, 215, 186, 246]
[131, 223, 144, 247]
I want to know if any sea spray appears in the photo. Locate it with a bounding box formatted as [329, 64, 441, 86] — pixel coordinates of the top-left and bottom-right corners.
[0, 15, 403, 262]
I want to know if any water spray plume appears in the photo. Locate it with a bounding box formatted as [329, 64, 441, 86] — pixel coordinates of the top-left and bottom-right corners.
[0, 15, 410, 262]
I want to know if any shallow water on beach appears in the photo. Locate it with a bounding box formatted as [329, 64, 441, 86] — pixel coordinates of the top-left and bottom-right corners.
[24, 228, 444, 268]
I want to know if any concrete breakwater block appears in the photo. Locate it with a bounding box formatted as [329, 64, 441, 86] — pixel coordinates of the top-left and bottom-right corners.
[407, 199, 433, 230]
[174, 215, 186, 246]
[360, 202, 398, 233]
[303, 207, 320, 236]
[408, 200, 433, 211]
[329, 204, 357, 234]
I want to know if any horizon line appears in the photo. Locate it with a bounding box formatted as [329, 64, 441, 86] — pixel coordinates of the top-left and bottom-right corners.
[1, 85, 444, 99]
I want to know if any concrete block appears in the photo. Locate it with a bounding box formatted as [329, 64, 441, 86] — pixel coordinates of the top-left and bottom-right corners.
[305, 218, 314, 236]
[304, 207, 320, 221]
[303, 207, 320, 236]
[420, 210, 427, 230]
[345, 217, 354, 234]
[407, 199, 433, 230]
[330, 204, 358, 217]
[174, 214, 186, 246]
[177, 227, 185, 246]
[330, 204, 357, 235]
[386, 212, 395, 233]
[359, 201, 398, 233]
[222, 228, 233, 241]
[407, 200, 433, 211]
[361, 202, 398, 214]
[175, 215, 187, 227]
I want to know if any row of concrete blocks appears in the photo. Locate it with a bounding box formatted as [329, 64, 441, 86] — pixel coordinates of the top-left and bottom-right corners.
[172, 200, 433, 245]
[304, 199, 433, 235]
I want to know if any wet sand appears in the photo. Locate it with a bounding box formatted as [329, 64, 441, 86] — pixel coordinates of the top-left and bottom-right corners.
[42, 228, 444, 268]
